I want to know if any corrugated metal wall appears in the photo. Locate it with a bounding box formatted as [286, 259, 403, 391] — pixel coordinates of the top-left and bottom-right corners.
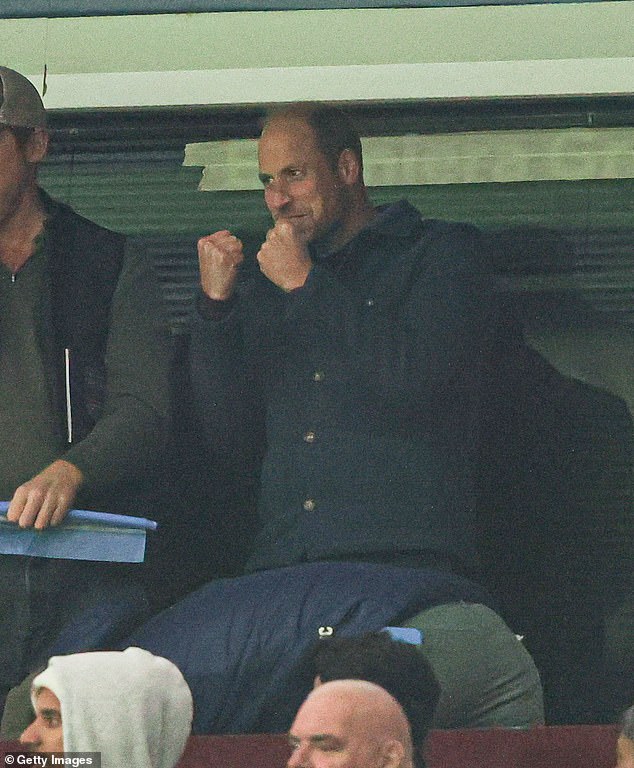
[39, 153, 634, 333]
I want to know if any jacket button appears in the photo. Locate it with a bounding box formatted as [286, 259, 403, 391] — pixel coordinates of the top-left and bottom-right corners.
[303, 498, 316, 512]
[313, 371, 325, 382]
[303, 431, 316, 443]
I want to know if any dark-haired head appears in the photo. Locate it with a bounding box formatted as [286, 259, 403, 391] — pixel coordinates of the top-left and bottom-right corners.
[307, 631, 440, 768]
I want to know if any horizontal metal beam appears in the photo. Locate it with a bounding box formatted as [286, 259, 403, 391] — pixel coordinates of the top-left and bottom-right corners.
[26, 59, 634, 111]
[0, 0, 609, 20]
[186, 127, 634, 189]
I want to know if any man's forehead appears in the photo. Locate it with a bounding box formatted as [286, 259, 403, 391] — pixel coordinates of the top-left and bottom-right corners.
[293, 692, 359, 735]
[34, 687, 61, 709]
[293, 709, 342, 733]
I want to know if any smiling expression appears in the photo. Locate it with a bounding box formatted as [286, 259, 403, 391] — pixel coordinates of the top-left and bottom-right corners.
[258, 114, 350, 250]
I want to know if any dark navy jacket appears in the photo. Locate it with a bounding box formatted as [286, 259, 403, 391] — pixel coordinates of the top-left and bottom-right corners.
[125, 561, 495, 734]
[190, 201, 495, 571]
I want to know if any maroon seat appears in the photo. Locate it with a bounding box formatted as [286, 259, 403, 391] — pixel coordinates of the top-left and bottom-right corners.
[1, 725, 618, 767]
[426, 725, 617, 768]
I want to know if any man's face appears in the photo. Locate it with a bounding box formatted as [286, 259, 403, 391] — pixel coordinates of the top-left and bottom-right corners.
[20, 686, 64, 753]
[287, 694, 385, 768]
[258, 115, 347, 249]
[0, 126, 46, 231]
[616, 735, 634, 768]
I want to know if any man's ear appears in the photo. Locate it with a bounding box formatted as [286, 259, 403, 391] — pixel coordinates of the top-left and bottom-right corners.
[380, 738, 406, 768]
[25, 129, 49, 164]
[337, 148, 361, 186]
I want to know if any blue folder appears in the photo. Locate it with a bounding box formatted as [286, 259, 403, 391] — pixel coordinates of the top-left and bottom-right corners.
[0, 503, 157, 563]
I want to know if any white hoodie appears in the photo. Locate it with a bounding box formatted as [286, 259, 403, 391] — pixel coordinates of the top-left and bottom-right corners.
[31, 647, 193, 768]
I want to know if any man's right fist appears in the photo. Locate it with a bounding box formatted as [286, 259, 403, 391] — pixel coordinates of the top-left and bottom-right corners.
[198, 230, 244, 301]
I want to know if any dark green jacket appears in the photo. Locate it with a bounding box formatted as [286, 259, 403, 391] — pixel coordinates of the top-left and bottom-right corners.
[40, 190, 171, 508]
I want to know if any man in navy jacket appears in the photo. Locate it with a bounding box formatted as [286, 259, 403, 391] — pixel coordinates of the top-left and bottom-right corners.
[191, 104, 493, 575]
[179, 104, 543, 733]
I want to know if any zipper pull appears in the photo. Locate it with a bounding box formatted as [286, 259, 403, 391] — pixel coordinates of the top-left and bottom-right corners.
[64, 347, 73, 443]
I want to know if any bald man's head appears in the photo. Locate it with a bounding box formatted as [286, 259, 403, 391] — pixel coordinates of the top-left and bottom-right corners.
[287, 679, 413, 768]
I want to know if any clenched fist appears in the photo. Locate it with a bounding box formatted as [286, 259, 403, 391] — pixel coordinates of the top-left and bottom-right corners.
[257, 219, 313, 292]
[198, 230, 245, 301]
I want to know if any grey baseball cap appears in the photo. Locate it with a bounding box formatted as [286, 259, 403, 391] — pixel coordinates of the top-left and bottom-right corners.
[0, 66, 46, 129]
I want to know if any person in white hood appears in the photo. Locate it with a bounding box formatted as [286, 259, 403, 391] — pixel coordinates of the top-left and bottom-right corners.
[19, 647, 193, 768]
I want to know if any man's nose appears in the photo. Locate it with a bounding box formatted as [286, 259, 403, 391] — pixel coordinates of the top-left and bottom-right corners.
[264, 179, 291, 212]
[19, 720, 39, 745]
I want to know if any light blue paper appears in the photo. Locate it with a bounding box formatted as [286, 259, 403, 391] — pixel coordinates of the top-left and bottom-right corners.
[0, 504, 156, 563]
[0, 503, 157, 530]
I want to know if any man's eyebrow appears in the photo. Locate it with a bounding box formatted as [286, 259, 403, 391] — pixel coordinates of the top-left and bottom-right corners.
[290, 733, 343, 746]
[39, 708, 61, 718]
[311, 734, 345, 749]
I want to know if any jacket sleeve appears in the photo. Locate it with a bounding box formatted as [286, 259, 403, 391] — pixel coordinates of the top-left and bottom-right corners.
[62, 241, 172, 500]
[188, 293, 267, 477]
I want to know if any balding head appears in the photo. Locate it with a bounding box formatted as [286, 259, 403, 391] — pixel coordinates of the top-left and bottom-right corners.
[287, 679, 413, 768]
[257, 103, 374, 254]
[261, 104, 363, 176]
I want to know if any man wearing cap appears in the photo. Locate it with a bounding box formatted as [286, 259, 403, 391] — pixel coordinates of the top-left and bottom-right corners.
[0, 67, 170, 706]
[19, 648, 193, 768]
